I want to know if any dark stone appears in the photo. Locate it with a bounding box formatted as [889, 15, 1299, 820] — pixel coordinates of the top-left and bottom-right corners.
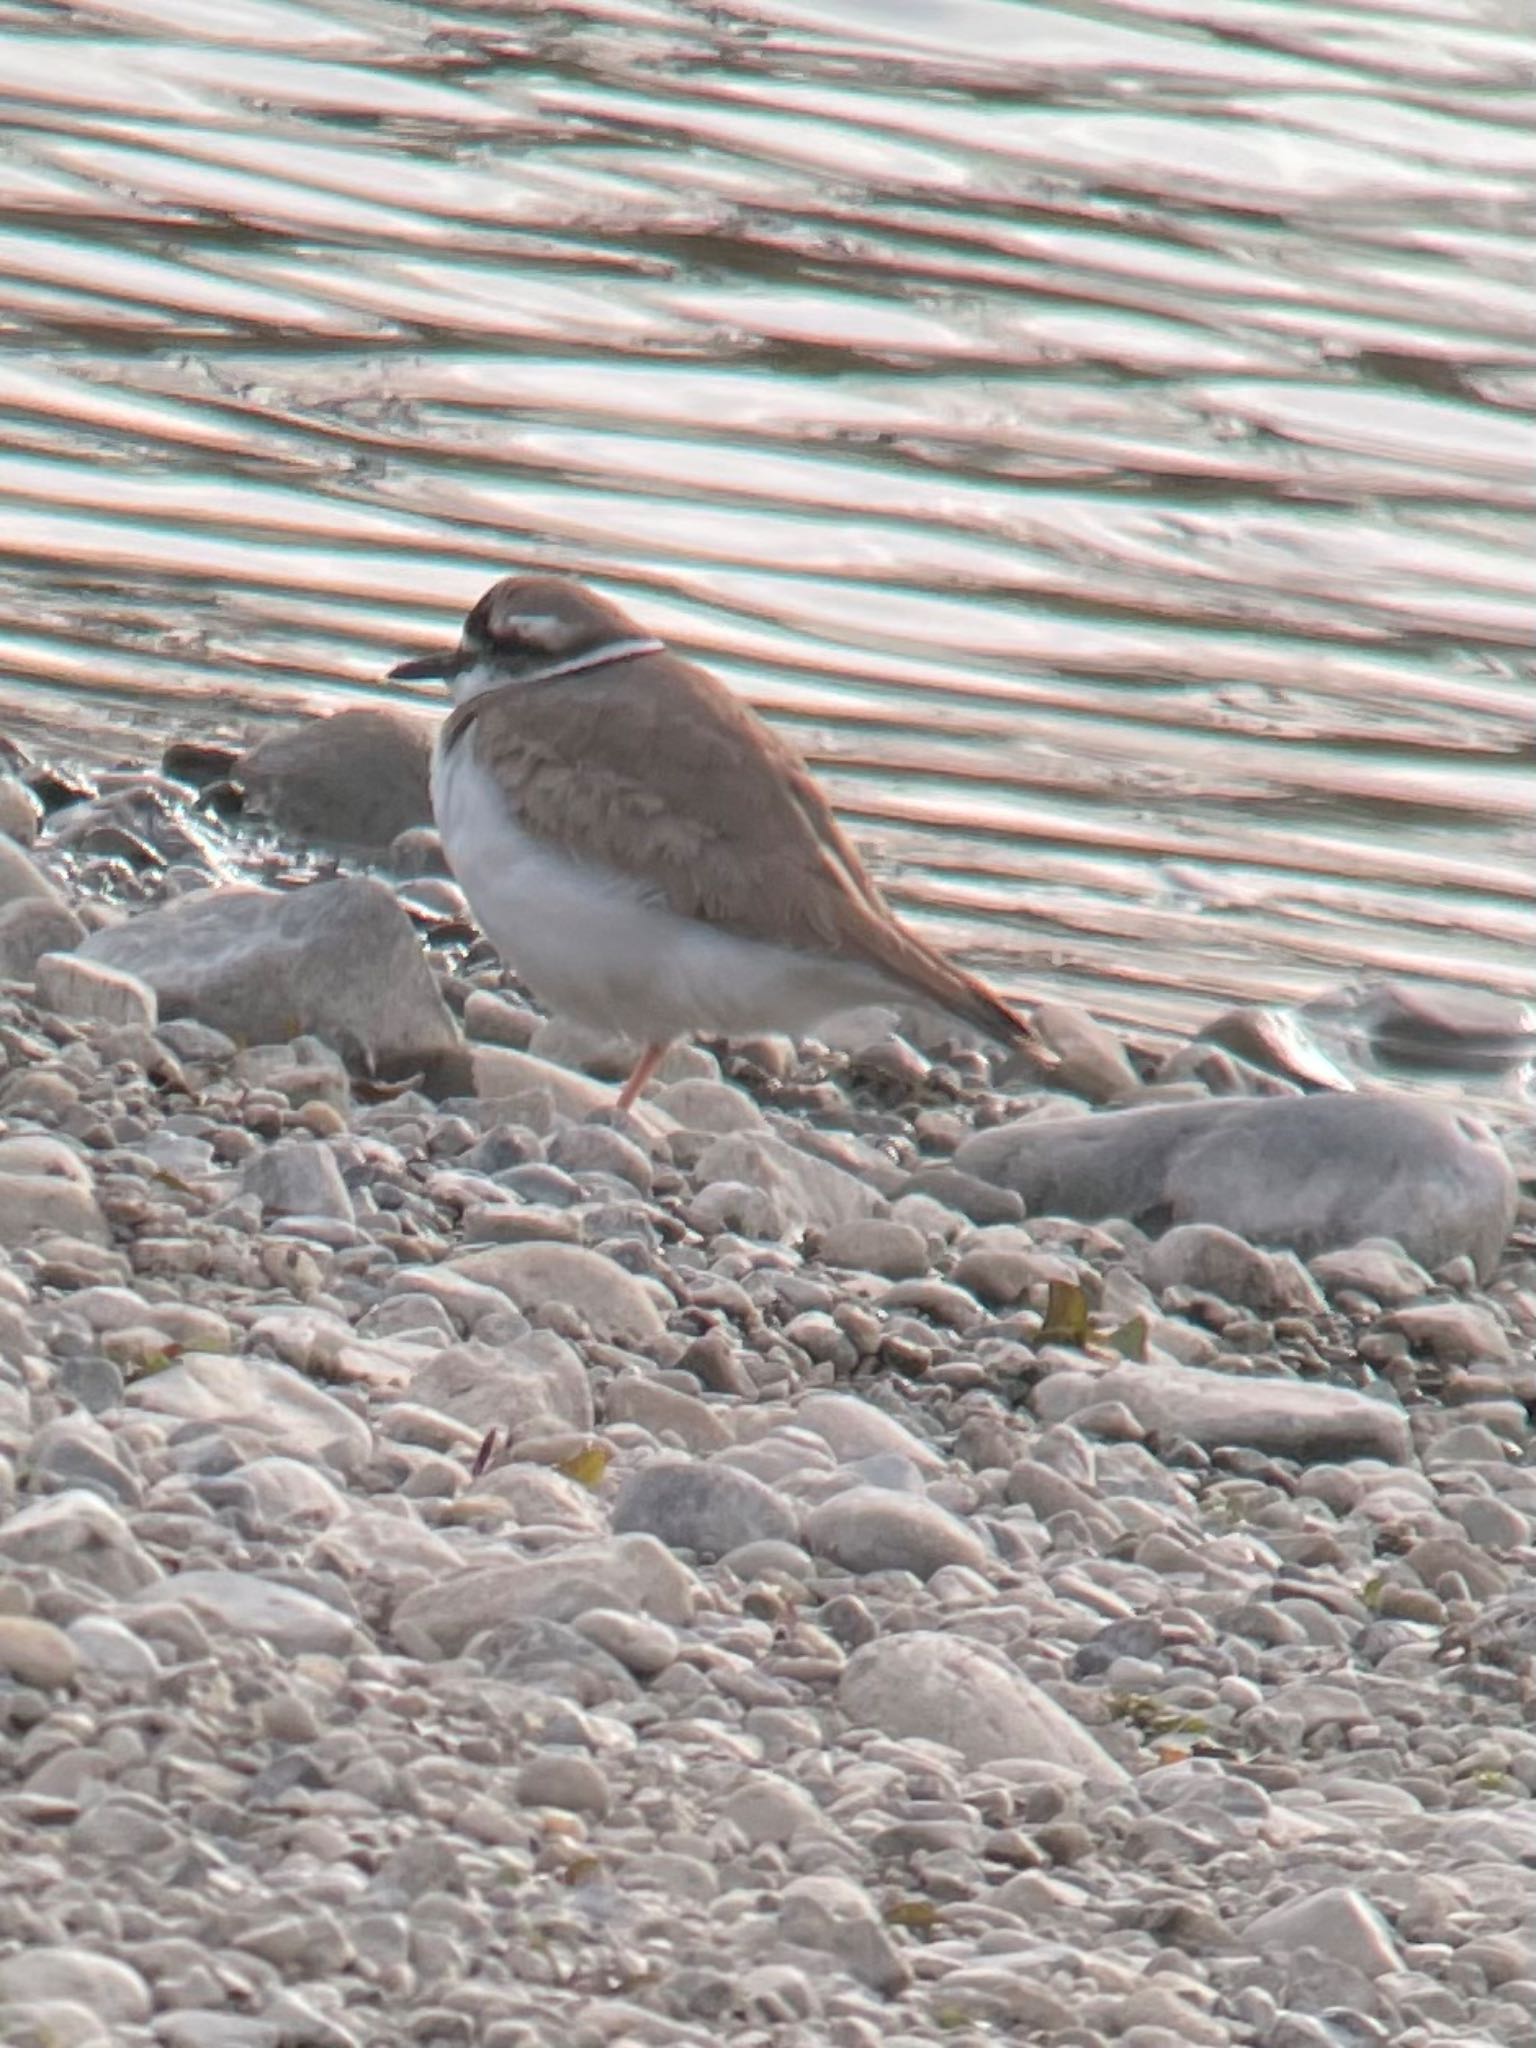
[238, 707, 434, 854]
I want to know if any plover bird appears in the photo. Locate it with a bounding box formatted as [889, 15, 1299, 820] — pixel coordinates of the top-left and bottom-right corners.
[391, 576, 1049, 1111]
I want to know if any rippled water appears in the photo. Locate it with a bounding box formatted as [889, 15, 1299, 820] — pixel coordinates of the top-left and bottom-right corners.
[0, 0, 1532, 1073]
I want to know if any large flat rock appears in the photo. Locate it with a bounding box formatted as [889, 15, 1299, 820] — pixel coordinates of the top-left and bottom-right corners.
[840, 1631, 1128, 1781]
[392, 1534, 701, 1657]
[1035, 1357, 1411, 1464]
[692, 1129, 885, 1233]
[125, 1353, 372, 1469]
[956, 1092, 1516, 1279]
[447, 1242, 667, 1349]
[80, 877, 466, 1090]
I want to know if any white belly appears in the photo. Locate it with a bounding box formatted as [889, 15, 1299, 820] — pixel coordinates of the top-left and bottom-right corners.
[432, 738, 891, 1044]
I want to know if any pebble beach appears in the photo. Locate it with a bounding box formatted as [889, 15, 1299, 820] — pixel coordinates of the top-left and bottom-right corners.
[0, 715, 1532, 2048]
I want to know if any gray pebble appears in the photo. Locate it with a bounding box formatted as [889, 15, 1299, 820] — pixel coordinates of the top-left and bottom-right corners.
[805, 1486, 990, 1579]
[514, 1750, 611, 1815]
[0, 1950, 151, 2023]
[0, 1614, 79, 1689]
[840, 1631, 1129, 1779]
[613, 1459, 798, 1559]
[1244, 1885, 1401, 1977]
[818, 1218, 928, 1278]
[130, 1570, 358, 1655]
[777, 1874, 910, 1994]
[572, 1606, 679, 1676]
[242, 1138, 353, 1222]
[65, 1615, 160, 1681]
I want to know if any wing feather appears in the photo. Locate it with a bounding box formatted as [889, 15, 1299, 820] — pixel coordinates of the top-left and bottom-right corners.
[457, 650, 1043, 1052]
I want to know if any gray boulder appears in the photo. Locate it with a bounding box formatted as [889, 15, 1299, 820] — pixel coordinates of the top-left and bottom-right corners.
[956, 1093, 1515, 1279]
[78, 878, 466, 1090]
[238, 707, 433, 854]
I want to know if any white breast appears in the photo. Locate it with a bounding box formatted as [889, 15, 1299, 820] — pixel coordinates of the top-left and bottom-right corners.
[431, 734, 892, 1043]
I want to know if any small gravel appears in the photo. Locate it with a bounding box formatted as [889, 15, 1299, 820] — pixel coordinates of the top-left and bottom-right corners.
[0, 740, 1531, 2048]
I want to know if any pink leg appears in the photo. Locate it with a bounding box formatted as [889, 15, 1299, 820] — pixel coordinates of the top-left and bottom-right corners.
[615, 1041, 668, 1114]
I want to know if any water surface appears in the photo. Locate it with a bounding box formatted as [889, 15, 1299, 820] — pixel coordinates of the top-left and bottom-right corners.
[0, 0, 1531, 1077]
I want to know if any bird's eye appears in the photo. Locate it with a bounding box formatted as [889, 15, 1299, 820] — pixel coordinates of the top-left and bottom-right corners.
[461, 603, 494, 649]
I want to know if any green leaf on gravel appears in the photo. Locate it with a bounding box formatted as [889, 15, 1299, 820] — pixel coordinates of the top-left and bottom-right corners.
[1039, 1279, 1090, 1347]
[126, 1350, 176, 1381]
[884, 1898, 940, 1930]
[1106, 1314, 1148, 1361]
[557, 1443, 611, 1489]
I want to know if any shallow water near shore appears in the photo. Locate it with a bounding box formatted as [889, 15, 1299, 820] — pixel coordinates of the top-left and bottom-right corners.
[0, 0, 1531, 1085]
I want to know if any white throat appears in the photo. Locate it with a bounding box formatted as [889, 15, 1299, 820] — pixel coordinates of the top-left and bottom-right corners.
[449, 652, 513, 711]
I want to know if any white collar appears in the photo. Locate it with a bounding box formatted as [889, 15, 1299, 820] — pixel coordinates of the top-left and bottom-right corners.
[441, 635, 664, 751]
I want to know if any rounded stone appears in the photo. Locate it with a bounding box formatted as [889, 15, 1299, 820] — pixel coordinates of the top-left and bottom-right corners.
[0, 1950, 151, 2024]
[1244, 1885, 1402, 1977]
[1142, 1222, 1323, 1315]
[817, 1219, 928, 1279]
[572, 1607, 679, 1677]
[0, 1615, 79, 1690]
[239, 706, 433, 853]
[613, 1460, 798, 1561]
[956, 1093, 1517, 1281]
[804, 1487, 989, 1580]
[514, 1751, 611, 1817]
[448, 1241, 666, 1348]
[654, 1078, 766, 1133]
[839, 1630, 1128, 1779]
[796, 1392, 944, 1472]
